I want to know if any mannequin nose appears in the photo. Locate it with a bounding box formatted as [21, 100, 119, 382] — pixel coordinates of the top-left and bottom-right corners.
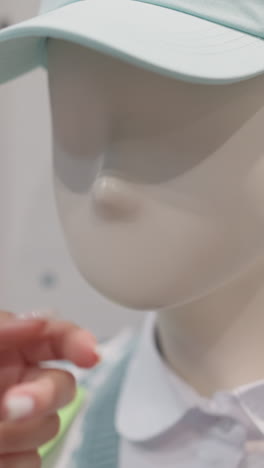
[91, 176, 141, 219]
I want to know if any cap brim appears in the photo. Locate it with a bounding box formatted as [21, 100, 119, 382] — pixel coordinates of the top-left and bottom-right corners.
[0, 0, 263, 85]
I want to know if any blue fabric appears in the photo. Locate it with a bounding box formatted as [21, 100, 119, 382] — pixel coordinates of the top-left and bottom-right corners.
[135, 0, 264, 39]
[70, 341, 135, 468]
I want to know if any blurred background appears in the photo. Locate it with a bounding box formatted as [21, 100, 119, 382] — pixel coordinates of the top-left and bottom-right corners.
[0, 0, 144, 340]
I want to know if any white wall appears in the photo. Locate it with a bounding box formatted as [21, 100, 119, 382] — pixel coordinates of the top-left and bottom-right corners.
[0, 1, 144, 339]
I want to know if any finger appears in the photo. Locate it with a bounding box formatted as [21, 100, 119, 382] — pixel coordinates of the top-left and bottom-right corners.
[0, 414, 60, 454]
[0, 318, 47, 351]
[0, 311, 15, 322]
[38, 318, 97, 345]
[0, 349, 25, 397]
[0, 451, 41, 468]
[1, 368, 76, 422]
[20, 320, 100, 367]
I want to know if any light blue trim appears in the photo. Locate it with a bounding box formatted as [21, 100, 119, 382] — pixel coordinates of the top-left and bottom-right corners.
[39, 0, 83, 15]
[0, 0, 263, 88]
[135, 0, 264, 39]
[71, 339, 136, 468]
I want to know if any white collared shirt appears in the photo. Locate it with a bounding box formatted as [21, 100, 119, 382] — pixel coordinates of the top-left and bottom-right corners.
[117, 313, 264, 468]
[43, 312, 264, 468]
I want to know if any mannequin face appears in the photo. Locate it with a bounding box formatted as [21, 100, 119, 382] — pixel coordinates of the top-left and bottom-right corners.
[47, 40, 264, 310]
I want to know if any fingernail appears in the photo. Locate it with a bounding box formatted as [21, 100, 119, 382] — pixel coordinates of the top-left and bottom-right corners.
[5, 396, 35, 421]
[17, 309, 60, 321]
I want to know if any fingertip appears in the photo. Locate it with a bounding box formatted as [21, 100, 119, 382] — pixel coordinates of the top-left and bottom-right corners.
[74, 347, 102, 368]
[65, 329, 100, 366]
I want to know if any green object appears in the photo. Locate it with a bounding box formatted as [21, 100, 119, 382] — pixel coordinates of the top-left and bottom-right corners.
[38, 386, 88, 459]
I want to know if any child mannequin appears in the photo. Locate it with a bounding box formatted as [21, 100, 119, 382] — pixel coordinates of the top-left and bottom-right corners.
[44, 39, 264, 467]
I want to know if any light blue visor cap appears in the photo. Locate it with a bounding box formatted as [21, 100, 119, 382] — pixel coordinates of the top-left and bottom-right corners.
[0, 0, 263, 85]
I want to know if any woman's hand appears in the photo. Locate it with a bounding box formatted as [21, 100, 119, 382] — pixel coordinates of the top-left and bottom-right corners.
[0, 310, 100, 467]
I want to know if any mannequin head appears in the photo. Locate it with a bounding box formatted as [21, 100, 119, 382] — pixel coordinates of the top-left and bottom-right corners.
[47, 39, 264, 311]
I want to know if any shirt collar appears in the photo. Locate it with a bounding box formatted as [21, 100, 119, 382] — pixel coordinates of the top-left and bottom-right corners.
[115, 312, 203, 442]
[116, 312, 264, 443]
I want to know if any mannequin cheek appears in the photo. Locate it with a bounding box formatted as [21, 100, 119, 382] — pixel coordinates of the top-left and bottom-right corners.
[52, 104, 108, 157]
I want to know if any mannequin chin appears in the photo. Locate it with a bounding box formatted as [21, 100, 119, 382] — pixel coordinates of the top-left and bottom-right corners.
[48, 39, 264, 312]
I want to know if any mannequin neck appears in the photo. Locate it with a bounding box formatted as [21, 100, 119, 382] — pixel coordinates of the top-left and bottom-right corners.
[157, 259, 264, 397]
